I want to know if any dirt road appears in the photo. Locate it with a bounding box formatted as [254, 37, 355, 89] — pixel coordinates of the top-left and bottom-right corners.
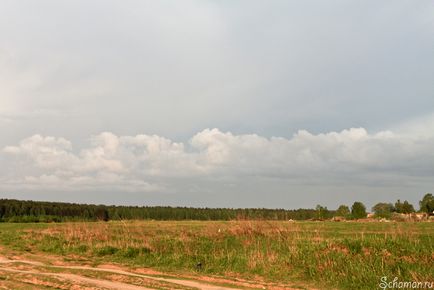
[0, 257, 248, 289]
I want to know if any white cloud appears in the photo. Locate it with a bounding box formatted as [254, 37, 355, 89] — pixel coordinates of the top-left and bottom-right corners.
[2, 126, 434, 193]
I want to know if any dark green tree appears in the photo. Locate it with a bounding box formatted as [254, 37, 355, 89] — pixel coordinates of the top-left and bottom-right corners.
[394, 200, 415, 214]
[336, 205, 350, 217]
[95, 206, 109, 221]
[315, 205, 329, 219]
[372, 203, 394, 218]
[351, 202, 367, 219]
[419, 193, 434, 214]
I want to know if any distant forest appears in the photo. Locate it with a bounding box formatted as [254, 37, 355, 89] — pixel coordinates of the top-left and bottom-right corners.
[0, 194, 432, 222]
[0, 199, 320, 222]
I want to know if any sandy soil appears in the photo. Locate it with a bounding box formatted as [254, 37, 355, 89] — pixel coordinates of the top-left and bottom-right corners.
[0, 256, 247, 289]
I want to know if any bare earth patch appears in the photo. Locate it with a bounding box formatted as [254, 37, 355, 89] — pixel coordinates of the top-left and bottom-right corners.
[0, 255, 309, 290]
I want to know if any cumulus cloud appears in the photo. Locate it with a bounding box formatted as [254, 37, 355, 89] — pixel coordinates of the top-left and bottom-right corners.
[2, 126, 434, 193]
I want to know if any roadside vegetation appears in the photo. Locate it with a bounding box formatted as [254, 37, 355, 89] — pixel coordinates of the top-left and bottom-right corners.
[0, 220, 433, 289]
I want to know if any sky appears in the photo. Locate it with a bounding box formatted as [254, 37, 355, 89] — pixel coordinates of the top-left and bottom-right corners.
[0, 0, 433, 210]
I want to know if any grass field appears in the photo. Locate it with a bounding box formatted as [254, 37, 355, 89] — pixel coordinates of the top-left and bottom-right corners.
[0, 220, 433, 289]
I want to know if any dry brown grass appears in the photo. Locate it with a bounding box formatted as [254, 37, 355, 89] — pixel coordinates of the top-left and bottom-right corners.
[7, 220, 432, 290]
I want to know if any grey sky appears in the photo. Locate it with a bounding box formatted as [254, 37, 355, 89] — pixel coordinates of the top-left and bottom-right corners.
[0, 0, 433, 210]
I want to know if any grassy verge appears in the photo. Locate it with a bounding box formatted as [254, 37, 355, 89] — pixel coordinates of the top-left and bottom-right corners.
[0, 220, 432, 289]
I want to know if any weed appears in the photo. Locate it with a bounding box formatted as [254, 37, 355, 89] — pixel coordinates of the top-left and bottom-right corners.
[0, 221, 432, 290]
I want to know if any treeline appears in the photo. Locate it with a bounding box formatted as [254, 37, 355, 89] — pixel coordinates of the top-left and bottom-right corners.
[316, 193, 434, 220]
[1, 193, 432, 223]
[0, 199, 320, 222]
[371, 194, 433, 218]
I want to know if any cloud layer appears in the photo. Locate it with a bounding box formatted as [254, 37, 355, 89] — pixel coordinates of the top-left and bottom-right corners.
[1, 1, 433, 207]
[1, 1, 433, 143]
[2, 126, 433, 193]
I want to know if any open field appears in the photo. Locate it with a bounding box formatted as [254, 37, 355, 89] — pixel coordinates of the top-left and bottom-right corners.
[0, 221, 433, 289]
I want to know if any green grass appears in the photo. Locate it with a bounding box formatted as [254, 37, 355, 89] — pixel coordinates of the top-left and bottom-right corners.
[0, 220, 432, 289]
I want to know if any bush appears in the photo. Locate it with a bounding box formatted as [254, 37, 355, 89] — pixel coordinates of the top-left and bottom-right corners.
[96, 246, 119, 256]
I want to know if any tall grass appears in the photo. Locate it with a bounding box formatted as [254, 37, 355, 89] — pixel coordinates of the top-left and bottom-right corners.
[1, 221, 433, 289]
